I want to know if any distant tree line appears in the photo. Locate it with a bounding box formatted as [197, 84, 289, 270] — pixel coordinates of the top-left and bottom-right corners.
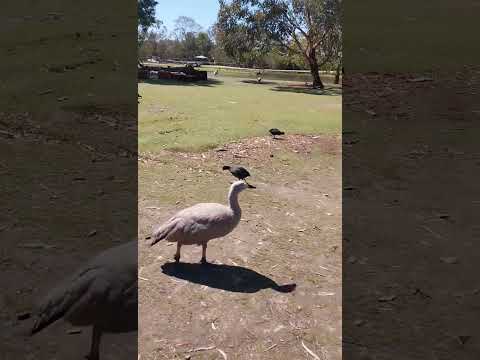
[138, 1, 342, 86]
[138, 16, 338, 72]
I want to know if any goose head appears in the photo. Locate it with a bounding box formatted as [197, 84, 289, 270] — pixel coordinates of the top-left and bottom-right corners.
[230, 180, 256, 193]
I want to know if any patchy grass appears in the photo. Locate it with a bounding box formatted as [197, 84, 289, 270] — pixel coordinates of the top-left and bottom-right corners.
[138, 76, 341, 152]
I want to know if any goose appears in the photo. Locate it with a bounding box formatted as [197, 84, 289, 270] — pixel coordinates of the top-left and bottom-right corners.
[150, 181, 255, 264]
[222, 165, 250, 181]
[30, 240, 137, 360]
[269, 128, 285, 139]
[214, 69, 219, 76]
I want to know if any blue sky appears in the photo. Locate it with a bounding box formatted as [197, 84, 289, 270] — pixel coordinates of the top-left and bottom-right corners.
[157, 0, 220, 33]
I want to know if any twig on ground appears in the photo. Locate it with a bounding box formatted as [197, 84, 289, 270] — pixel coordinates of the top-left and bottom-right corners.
[421, 225, 445, 240]
[18, 242, 55, 249]
[39, 183, 58, 199]
[217, 348, 227, 359]
[187, 345, 216, 353]
[265, 344, 278, 351]
[301, 340, 321, 360]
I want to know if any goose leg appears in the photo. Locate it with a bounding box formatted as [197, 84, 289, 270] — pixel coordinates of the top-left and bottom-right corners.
[200, 243, 208, 264]
[85, 325, 102, 360]
[174, 243, 181, 263]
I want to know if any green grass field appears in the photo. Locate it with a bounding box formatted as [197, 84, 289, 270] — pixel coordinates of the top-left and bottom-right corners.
[138, 75, 341, 152]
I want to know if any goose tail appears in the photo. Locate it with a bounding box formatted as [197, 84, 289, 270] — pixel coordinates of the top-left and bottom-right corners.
[31, 269, 96, 335]
[150, 218, 180, 246]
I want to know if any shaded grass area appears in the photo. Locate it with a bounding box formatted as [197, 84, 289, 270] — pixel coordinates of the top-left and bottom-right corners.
[142, 62, 338, 83]
[272, 85, 342, 96]
[140, 78, 224, 87]
[201, 64, 337, 83]
[139, 76, 341, 152]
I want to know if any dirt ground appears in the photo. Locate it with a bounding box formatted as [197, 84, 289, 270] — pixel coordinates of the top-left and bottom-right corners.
[343, 67, 480, 359]
[0, 109, 137, 360]
[138, 134, 342, 360]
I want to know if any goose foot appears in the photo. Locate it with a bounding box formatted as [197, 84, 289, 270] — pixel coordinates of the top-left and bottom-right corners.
[174, 254, 180, 263]
[200, 257, 208, 265]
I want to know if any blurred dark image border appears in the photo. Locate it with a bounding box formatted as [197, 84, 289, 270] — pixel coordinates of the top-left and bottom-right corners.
[0, 1, 138, 359]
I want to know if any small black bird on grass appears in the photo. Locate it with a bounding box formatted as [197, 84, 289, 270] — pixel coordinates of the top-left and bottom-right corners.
[223, 165, 251, 181]
[269, 128, 285, 139]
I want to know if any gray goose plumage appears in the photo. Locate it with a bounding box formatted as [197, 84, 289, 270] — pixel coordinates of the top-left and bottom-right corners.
[150, 181, 255, 264]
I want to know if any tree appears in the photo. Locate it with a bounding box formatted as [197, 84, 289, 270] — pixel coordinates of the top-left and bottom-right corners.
[332, 23, 342, 84]
[138, 27, 167, 60]
[183, 32, 199, 59]
[138, 0, 159, 44]
[217, 0, 342, 88]
[196, 32, 214, 57]
[173, 16, 202, 41]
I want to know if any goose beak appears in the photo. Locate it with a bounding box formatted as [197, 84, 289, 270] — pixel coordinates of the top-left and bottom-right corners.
[247, 183, 256, 189]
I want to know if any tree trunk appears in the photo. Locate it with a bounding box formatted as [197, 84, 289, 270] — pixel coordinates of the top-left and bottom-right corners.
[306, 49, 323, 89]
[334, 62, 341, 84]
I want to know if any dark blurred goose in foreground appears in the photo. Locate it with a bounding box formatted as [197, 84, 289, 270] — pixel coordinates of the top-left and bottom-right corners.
[269, 128, 285, 139]
[30, 240, 137, 360]
[222, 165, 251, 181]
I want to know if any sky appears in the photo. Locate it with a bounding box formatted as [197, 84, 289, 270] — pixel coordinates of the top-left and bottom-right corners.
[156, 0, 220, 33]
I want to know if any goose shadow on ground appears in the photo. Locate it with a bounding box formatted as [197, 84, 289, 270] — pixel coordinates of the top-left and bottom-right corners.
[161, 262, 297, 294]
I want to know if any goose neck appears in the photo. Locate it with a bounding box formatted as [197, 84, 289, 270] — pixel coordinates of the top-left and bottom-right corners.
[228, 188, 241, 215]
